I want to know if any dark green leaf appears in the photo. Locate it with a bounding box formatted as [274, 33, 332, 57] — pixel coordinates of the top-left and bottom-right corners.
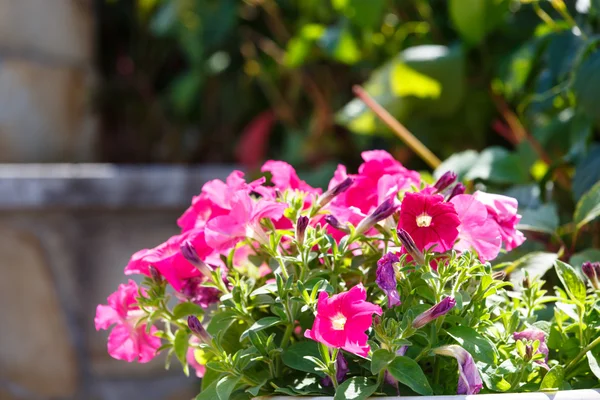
[435, 150, 479, 181]
[207, 311, 238, 336]
[196, 380, 218, 400]
[216, 375, 241, 400]
[573, 145, 600, 201]
[449, 0, 508, 45]
[240, 317, 282, 340]
[554, 260, 587, 304]
[446, 326, 497, 364]
[370, 349, 395, 374]
[540, 365, 564, 391]
[464, 147, 529, 184]
[174, 329, 190, 372]
[573, 49, 600, 123]
[334, 376, 378, 400]
[574, 180, 600, 229]
[387, 356, 433, 396]
[281, 341, 325, 376]
[172, 302, 205, 320]
[570, 249, 600, 270]
[518, 204, 559, 234]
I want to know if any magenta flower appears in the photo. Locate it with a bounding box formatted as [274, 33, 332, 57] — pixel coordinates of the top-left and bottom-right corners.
[376, 253, 401, 307]
[433, 345, 483, 395]
[261, 160, 321, 194]
[399, 193, 460, 252]
[450, 194, 502, 262]
[177, 171, 265, 232]
[187, 336, 206, 378]
[95, 280, 161, 363]
[513, 327, 549, 368]
[205, 190, 287, 252]
[473, 191, 525, 251]
[304, 284, 382, 357]
[412, 297, 456, 329]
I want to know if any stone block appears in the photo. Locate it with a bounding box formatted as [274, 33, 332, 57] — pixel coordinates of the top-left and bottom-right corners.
[0, 0, 93, 64]
[0, 226, 79, 398]
[0, 60, 97, 162]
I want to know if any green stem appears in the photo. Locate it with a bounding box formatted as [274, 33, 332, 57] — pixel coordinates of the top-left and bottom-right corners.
[280, 323, 294, 349]
[510, 365, 526, 390]
[565, 335, 600, 374]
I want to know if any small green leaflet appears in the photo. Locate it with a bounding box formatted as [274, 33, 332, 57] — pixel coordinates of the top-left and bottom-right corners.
[587, 351, 600, 380]
[370, 349, 395, 374]
[540, 365, 564, 391]
[240, 317, 282, 340]
[387, 356, 433, 396]
[554, 260, 587, 305]
[447, 326, 497, 364]
[334, 377, 378, 400]
[574, 180, 600, 230]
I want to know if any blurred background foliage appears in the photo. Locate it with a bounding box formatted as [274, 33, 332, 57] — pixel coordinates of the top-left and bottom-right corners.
[96, 0, 600, 261]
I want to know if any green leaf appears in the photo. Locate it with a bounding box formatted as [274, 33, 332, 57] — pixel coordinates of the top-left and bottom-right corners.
[391, 62, 441, 98]
[196, 380, 219, 400]
[174, 328, 189, 363]
[387, 356, 433, 396]
[446, 326, 497, 364]
[573, 49, 600, 123]
[250, 283, 278, 296]
[449, 0, 508, 45]
[281, 341, 325, 376]
[574, 180, 600, 230]
[319, 24, 361, 65]
[207, 311, 238, 336]
[464, 147, 529, 184]
[216, 375, 241, 400]
[507, 252, 558, 285]
[334, 377, 378, 400]
[370, 349, 395, 374]
[168, 71, 203, 115]
[172, 302, 205, 320]
[554, 260, 587, 304]
[435, 150, 479, 181]
[335, 0, 386, 29]
[573, 145, 600, 201]
[240, 317, 282, 340]
[540, 365, 564, 391]
[518, 204, 559, 234]
[587, 351, 600, 380]
[570, 249, 600, 270]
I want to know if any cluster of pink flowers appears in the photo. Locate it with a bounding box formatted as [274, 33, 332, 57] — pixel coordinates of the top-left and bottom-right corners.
[95, 150, 524, 381]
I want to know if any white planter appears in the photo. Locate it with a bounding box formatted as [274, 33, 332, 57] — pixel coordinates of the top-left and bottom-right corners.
[256, 389, 600, 400]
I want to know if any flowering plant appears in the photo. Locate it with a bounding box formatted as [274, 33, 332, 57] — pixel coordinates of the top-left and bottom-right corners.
[96, 151, 600, 399]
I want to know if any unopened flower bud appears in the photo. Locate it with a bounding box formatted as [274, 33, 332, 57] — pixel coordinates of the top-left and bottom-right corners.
[324, 215, 350, 233]
[412, 296, 456, 329]
[492, 271, 506, 281]
[522, 276, 530, 289]
[434, 171, 457, 192]
[582, 261, 600, 290]
[524, 344, 533, 361]
[447, 183, 466, 201]
[296, 216, 309, 246]
[397, 228, 425, 265]
[149, 265, 162, 283]
[317, 178, 354, 208]
[187, 315, 212, 343]
[181, 240, 213, 278]
[355, 197, 398, 235]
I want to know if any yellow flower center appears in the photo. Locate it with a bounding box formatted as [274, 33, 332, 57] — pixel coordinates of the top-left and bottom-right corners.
[331, 313, 347, 330]
[416, 213, 432, 227]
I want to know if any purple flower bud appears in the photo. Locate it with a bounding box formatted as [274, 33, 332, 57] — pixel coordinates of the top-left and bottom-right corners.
[582, 261, 600, 290]
[433, 345, 482, 395]
[324, 215, 350, 233]
[181, 240, 213, 278]
[492, 271, 506, 281]
[355, 196, 398, 235]
[397, 345, 408, 356]
[321, 352, 349, 386]
[412, 296, 456, 329]
[513, 327, 549, 368]
[376, 253, 401, 308]
[434, 171, 457, 192]
[149, 265, 162, 283]
[187, 315, 212, 343]
[177, 277, 220, 308]
[524, 344, 533, 361]
[397, 228, 425, 265]
[296, 216, 309, 246]
[317, 178, 354, 208]
[447, 183, 466, 201]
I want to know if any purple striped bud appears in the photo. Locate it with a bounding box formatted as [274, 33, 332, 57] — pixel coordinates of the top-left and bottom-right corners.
[434, 171, 457, 192]
[582, 261, 600, 290]
[355, 196, 398, 235]
[324, 215, 350, 233]
[321, 352, 349, 387]
[376, 253, 401, 307]
[187, 315, 212, 343]
[433, 345, 482, 395]
[296, 216, 309, 246]
[412, 296, 456, 329]
[492, 271, 506, 281]
[149, 266, 162, 283]
[317, 178, 354, 208]
[447, 183, 466, 201]
[181, 240, 213, 279]
[397, 228, 425, 265]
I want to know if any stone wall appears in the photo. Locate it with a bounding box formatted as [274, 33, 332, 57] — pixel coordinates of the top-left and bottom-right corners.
[0, 165, 235, 400]
[0, 0, 96, 162]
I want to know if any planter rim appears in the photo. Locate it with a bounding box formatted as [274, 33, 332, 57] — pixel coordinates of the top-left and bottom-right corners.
[254, 388, 600, 400]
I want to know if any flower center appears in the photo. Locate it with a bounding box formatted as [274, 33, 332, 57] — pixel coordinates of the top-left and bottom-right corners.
[416, 213, 432, 227]
[331, 313, 347, 330]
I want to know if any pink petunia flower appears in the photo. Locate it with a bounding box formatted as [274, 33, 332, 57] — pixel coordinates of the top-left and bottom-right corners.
[473, 191, 525, 251]
[177, 171, 266, 232]
[205, 190, 287, 252]
[187, 336, 206, 378]
[261, 160, 321, 194]
[433, 345, 483, 395]
[95, 280, 161, 363]
[450, 194, 502, 262]
[398, 192, 460, 253]
[304, 284, 382, 357]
